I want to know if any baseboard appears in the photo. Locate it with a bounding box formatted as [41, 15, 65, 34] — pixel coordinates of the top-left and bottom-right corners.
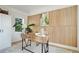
[49, 42, 79, 52]
[12, 40, 22, 45]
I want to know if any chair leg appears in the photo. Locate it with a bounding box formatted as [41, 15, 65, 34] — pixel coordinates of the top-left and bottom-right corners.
[24, 39, 27, 47]
[22, 39, 24, 50]
[30, 40, 31, 46]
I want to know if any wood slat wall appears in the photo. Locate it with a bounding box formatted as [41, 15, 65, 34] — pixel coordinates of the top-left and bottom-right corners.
[48, 6, 77, 47]
[28, 14, 41, 33]
[27, 6, 77, 47]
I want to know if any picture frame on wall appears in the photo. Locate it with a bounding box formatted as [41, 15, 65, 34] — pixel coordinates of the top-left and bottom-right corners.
[13, 18, 23, 32]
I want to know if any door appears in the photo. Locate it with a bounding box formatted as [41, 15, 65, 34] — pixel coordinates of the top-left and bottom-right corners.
[0, 14, 11, 50]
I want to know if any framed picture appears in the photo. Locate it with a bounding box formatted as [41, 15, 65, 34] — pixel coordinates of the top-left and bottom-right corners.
[14, 18, 23, 32]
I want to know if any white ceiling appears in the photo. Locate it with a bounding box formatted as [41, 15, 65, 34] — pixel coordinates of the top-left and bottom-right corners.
[6, 5, 72, 14]
[6, 5, 52, 13]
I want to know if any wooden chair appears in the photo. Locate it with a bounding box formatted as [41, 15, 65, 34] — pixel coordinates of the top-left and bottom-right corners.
[21, 32, 34, 50]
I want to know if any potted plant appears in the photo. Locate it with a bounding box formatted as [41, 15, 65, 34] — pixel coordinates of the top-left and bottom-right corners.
[25, 24, 35, 33]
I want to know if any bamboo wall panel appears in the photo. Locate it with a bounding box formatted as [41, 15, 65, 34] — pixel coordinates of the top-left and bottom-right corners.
[28, 6, 77, 47]
[28, 14, 41, 33]
[48, 6, 77, 47]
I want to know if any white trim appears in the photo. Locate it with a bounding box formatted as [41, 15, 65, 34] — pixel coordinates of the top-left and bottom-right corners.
[49, 42, 79, 52]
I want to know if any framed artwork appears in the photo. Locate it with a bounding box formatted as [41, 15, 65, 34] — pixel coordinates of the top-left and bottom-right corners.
[14, 18, 23, 32]
[40, 13, 49, 26]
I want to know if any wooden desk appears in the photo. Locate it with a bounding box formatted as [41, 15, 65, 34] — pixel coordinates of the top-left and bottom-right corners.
[21, 32, 49, 53]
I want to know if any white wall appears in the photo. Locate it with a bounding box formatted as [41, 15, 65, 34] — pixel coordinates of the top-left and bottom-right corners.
[0, 5, 27, 42]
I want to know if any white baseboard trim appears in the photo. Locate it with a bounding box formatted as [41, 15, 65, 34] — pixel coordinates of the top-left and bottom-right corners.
[49, 42, 79, 52]
[12, 40, 22, 45]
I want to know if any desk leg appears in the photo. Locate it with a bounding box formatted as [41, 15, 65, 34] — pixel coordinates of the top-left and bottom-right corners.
[47, 41, 49, 52]
[41, 43, 43, 53]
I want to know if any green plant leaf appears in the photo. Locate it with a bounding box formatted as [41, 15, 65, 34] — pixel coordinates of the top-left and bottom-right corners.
[45, 16, 49, 24]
